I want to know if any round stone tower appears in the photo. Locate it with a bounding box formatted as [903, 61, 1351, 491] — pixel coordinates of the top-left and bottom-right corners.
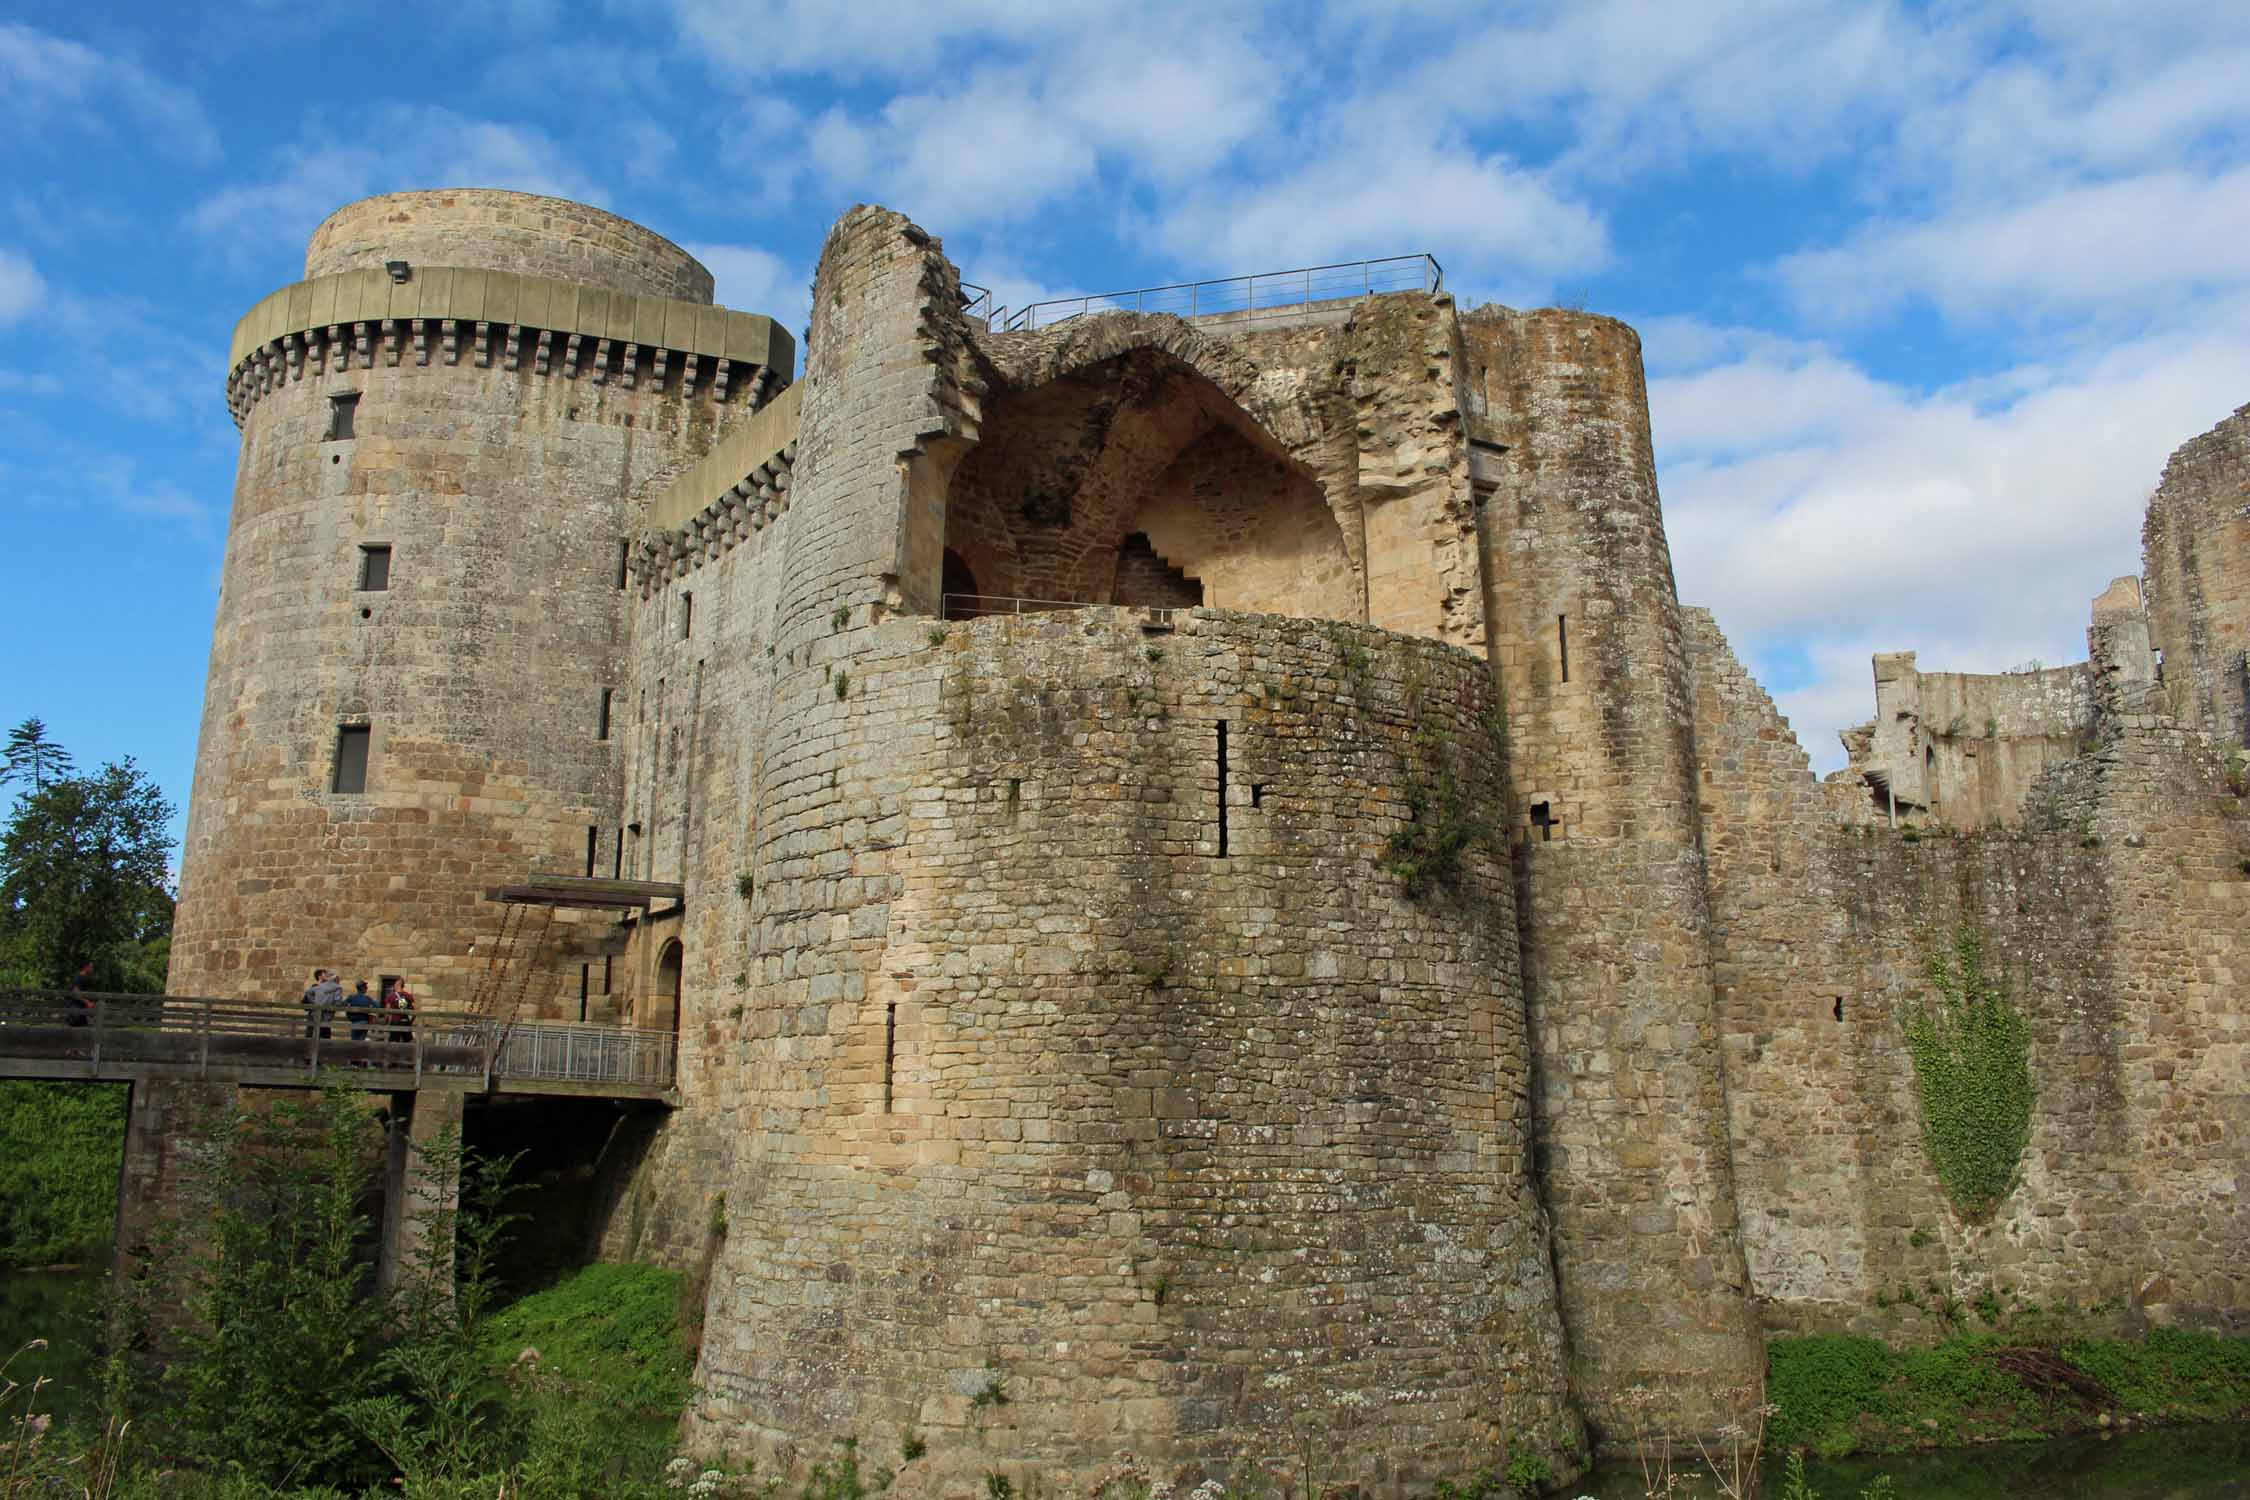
[169, 190, 793, 1006]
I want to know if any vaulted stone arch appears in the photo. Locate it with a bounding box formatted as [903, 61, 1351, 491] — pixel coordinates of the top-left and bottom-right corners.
[935, 340, 1359, 623]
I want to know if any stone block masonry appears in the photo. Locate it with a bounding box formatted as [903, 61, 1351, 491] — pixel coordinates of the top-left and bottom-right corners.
[165, 185, 2250, 1489]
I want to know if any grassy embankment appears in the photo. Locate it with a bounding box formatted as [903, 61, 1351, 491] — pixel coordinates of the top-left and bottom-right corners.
[1769, 1327, 2250, 1458]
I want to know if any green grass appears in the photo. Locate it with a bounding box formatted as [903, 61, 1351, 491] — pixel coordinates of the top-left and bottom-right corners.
[1770, 1329, 2250, 1458]
[0, 1081, 127, 1266]
[476, 1261, 695, 1416]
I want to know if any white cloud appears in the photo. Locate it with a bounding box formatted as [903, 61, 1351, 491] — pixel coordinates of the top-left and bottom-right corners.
[187, 107, 601, 267]
[0, 250, 43, 324]
[1156, 132, 1608, 293]
[686, 244, 808, 343]
[1779, 167, 2250, 327]
[0, 22, 222, 166]
[1660, 324, 2250, 770]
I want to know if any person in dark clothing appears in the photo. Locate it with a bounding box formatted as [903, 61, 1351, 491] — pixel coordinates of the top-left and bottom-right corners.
[64, 961, 95, 1028]
[346, 980, 376, 1049]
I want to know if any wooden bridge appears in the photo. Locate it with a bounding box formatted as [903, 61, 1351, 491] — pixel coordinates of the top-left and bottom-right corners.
[0, 990, 677, 1101]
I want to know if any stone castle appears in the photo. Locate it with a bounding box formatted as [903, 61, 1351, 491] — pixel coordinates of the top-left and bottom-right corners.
[167, 189, 2247, 1486]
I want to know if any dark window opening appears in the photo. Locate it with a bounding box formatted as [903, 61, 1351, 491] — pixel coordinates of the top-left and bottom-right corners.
[598, 688, 613, 741]
[1530, 800, 1554, 843]
[612, 836, 623, 879]
[327, 392, 359, 440]
[617, 540, 630, 590]
[584, 825, 598, 878]
[884, 1001, 898, 1113]
[1558, 614, 1570, 684]
[1250, 782, 1266, 808]
[580, 964, 591, 1023]
[1216, 720, 1230, 858]
[358, 545, 391, 592]
[379, 974, 399, 1002]
[680, 592, 693, 640]
[332, 725, 370, 794]
[602, 955, 613, 995]
[1832, 996, 1844, 1023]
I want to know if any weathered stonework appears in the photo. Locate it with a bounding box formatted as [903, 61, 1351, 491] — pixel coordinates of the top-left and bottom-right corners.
[169, 190, 2249, 1489]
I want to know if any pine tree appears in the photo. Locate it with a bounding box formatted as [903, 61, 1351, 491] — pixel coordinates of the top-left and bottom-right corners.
[0, 717, 76, 793]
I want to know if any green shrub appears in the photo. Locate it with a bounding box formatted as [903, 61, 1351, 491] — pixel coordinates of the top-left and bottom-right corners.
[477, 1262, 693, 1415]
[1769, 1336, 1895, 1454]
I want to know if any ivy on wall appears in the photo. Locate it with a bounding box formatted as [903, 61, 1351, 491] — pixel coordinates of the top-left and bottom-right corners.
[1899, 926, 2036, 1219]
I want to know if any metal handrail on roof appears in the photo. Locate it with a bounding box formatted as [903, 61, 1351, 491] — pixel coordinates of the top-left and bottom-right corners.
[990, 254, 1442, 333]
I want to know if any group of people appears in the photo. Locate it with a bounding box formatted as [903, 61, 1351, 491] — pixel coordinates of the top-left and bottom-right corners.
[299, 968, 417, 1047]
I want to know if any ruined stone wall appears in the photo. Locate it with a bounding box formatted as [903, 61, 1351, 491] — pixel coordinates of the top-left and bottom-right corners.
[305, 190, 715, 303]
[171, 198, 762, 1010]
[2144, 403, 2250, 748]
[660, 208, 1578, 1488]
[1689, 613, 2248, 1334]
[968, 292, 1488, 651]
[1461, 308, 1764, 1433]
[1840, 652, 2094, 831]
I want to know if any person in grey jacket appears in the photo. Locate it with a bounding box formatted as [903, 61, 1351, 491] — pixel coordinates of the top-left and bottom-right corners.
[302, 968, 344, 1040]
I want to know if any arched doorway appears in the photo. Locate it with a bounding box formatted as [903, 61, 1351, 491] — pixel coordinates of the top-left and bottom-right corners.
[653, 939, 683, 1035]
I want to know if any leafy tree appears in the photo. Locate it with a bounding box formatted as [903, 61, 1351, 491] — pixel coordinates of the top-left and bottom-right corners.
[0, 753, 176, 990]
[0, 716, 75, 793]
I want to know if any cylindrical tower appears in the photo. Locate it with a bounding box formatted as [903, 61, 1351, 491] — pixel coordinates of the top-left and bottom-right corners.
[1462, 307, 1765, 1434]
[169, 190, 793, 1006]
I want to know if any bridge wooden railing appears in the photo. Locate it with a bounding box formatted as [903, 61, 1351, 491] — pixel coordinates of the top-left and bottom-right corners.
[0, 990, 676, 1093]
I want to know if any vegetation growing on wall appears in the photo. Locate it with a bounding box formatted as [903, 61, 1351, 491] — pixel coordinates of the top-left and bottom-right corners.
[1898, 926, 2035, 1219]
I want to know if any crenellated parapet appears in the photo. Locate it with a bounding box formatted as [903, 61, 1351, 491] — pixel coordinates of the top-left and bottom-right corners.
[224, 267, 792, 427]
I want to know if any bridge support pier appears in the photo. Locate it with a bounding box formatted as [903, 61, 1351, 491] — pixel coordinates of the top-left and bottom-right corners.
[113, 1079, 237, 1273]
[377, 1088, 463, 1297]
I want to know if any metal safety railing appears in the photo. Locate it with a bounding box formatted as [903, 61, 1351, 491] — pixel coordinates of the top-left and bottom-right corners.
[0, 990, 676, 1091]
[941, 592, 1095, 621]
[990, 253, 1442, 333]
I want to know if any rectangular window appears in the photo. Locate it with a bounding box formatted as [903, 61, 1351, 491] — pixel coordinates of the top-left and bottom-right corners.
[585, 825, 599, 877]
[332, 725, 370, 793]
[598, 688, 613, 741]
[617, 539, 629, 590]
[680, 592, 694, 640]
[358, 545, 391, 592]
[328, 393, 359, 440]
[1558, 614, 1570, 684]
[1216, 720, 1229, 858]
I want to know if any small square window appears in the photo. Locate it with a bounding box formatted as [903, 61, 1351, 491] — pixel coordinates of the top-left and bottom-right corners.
[333, 725, 370, 794]
[328, 393, 360, 441]
[359, 545, 391, 591]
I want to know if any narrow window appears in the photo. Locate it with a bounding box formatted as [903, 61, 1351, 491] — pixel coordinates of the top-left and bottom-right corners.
[1558, 614, 1570, 684]
[1530, 801, 1554, 843]
[680, 592, 693, 640]
[611, 838, 623, 880]
[579, 964, 590, 1022]
[584, 825, 598, 877]
[358, 545, 391, 592]
[626, 821, 642, 879]
[884, 1001, 898, 1113]
[1832, 996, 1844, 1023]
[616, 540, 630, 590]
[597, 688, 613, 741]
[1251, 783, 1266, 808]
[332, 725, 370, 793]
[327, 392, 359, 440]
[1216, 720, 1230, 858]
[602, 955, 614, 994]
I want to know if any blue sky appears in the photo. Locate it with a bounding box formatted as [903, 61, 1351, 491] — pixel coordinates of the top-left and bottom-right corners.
[6, 0, 2250, 851]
